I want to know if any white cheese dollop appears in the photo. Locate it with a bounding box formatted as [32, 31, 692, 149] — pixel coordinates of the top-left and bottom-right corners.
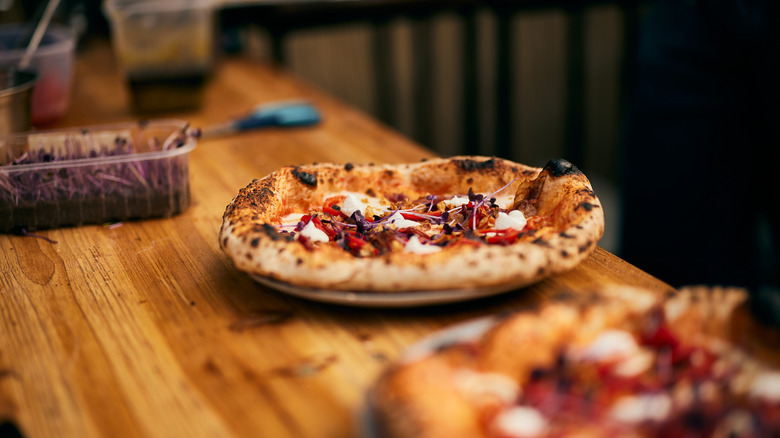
[492, 406, 548, 437]
[493, 194, 515, 209]
[386, 211, 421, 229]
[612, 348, 655, 377]
[749, 371, 780, 401]
[609, 393, 672, 424]
[578, 329, 640, 362]
[298, 220, 329, 243]
[447, 196, 470, 207]
[494, 210, 527, 231]
[339, 192, 389, 218]
[453, 369, 519, 404]
[340, 193, 367, 217]
[403, 235, 441, 254]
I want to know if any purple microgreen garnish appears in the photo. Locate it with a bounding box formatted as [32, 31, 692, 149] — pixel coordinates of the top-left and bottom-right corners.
[426, 194, 437, 212]
[467, 188, 483, 204]
[13, 227, 57, 244]
[352, 210, 373, 234]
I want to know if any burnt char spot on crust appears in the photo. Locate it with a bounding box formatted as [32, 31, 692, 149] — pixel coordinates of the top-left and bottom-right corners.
[251, 238, 260, 248]
[578, 241, 593, 253]
[551, 290, 576, 302]
[455, 157, 498, 172]
[577, 188, 595, 197]
[345, 163, 354, 171]
[544, 158, 583, 177]
[225, 180, 276, 221]
[576, 202, 599, 212]
[292, 167, 317, 186]
[532, 238, 551, 247]
[257, 223, 294, 242]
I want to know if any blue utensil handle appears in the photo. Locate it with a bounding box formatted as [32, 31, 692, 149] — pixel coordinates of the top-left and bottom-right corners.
[234, 114, 276, 131]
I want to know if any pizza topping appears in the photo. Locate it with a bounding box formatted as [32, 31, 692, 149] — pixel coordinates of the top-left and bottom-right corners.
[491, 406, 548, 437]
[274, 181, 546, 257]
[576, 329, 639, 362]
[454, 368, 519, 405]
[612, 348, 655, 378]
[340, 192, 389, 217]
[404, 235, 441, 254]
[494, 211, 527, 231]
[447, 196, 470, 207]
[387, 211, 421, 229]
[299, 219, 329, 243]
[608, 393, 673, 424]
[749, 371, 780, 401]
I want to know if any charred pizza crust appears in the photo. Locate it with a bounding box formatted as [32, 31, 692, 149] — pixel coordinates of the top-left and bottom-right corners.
[219, 156, 604, 292]
[370, 286, 780, 438]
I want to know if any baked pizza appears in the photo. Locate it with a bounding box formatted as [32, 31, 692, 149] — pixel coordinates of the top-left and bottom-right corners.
[219, 156, 604, 292]
[370, 286, 780, 437]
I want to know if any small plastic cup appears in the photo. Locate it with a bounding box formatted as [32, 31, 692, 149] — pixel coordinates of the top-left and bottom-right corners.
[0, 25, 76, 126]
[103, 0, 216, 113]
[0, 68, 37, 135]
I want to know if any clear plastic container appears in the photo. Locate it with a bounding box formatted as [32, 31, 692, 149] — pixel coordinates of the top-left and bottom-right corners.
[0, 68, 37, 135]
[0, 120, 199, 232]
[103, 0, 216, 113]
[0, 25, 76, 126]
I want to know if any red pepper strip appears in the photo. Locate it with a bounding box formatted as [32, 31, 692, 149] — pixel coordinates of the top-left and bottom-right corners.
[346, 234, 367, 250]
[311, 216, 337, 239]
[345, 234, 378, 255]
[641, 324, 679, 349]
[322, 204, 346, 219]
[464, 205, 489, 230]
[486, 229, 521, 244]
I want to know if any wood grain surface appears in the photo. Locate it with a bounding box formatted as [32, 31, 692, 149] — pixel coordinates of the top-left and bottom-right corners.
[0, 39, 671, 438]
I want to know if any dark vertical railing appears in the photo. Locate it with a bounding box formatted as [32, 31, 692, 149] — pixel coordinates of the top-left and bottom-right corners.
[495, 5, 514, 159]
[564, 3, 586, 168]
[411, 15, 435, 148]
[461, 5, 480, 156]
[372, 18, 396, 128]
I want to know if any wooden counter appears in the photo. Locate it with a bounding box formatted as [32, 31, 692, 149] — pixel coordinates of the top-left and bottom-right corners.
[0, 40, 670, 438]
